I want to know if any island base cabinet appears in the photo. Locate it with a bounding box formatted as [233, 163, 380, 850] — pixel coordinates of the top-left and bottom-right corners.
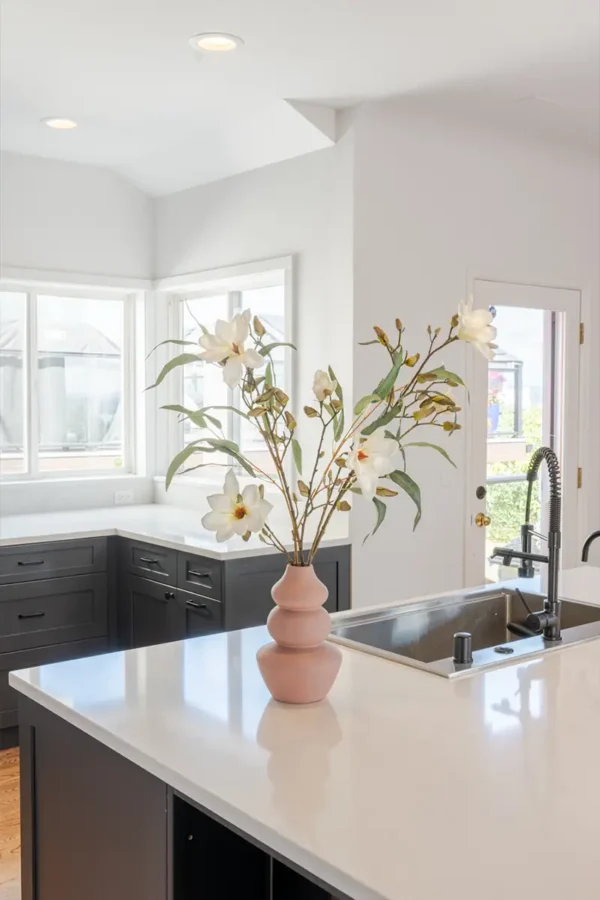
[19, 698, 168, 900]
[19, 697, 347, 900]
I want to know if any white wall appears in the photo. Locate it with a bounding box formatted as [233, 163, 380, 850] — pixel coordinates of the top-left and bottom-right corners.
[0, 152, 154, 515]
[1, 152, 152, 280]
[154, 138, 355, 519]
[350, 98, 600, 604]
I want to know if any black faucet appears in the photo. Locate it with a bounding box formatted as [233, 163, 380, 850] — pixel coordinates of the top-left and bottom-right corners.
[492, 447, 562, 642]
[582, 531, 600, 562]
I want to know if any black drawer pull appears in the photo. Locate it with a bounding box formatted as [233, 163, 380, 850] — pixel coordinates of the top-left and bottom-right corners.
[17, 560, 45, 567]
[18, 612, 46, 620]
[139, 557, 161, 565]
[186, 600, 207, 610]
[164, 591, 176, 600]
[188, 569, 211, 579]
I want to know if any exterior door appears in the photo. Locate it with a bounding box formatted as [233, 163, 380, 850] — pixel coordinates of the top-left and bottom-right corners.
[465, 280, 581, 586]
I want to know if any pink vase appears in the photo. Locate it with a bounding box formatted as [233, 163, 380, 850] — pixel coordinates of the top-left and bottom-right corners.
[256, 565, 343, 704]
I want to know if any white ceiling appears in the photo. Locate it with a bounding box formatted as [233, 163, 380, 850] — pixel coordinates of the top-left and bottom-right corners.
[1, 0, 599, 195]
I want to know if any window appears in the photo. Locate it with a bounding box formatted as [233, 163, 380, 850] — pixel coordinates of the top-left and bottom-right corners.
[0, 288, 135, 479]
[169, 265, 290, 477]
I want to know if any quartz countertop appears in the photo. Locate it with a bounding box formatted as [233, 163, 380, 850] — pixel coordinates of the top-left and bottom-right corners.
[10, 565, 600, 900]
[0, 504, 349, 560]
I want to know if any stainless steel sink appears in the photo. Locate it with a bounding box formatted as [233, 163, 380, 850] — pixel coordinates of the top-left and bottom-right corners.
[330, 584, 600, 677]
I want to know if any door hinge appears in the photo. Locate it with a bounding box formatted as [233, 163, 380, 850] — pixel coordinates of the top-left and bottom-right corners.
[577, 467, 583, 489]
[580, 323, 585, 344]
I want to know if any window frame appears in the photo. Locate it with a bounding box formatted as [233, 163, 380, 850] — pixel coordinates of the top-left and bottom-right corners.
[0, 283, 138, 482]
[158, 257, 294, 482]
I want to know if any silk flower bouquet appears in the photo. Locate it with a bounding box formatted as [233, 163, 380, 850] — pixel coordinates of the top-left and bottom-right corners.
[150, 299, 495, 703]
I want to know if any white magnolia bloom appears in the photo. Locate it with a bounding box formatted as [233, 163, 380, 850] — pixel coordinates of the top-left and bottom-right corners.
[347, 429, 400, 501]
[199, 309, 266, 388]
[313, 369, 336, 402]
[201, 470, 273, 543]
[457, 298, 497, 360]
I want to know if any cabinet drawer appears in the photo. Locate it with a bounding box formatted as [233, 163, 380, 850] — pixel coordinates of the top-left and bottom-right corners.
[122, 539, 177, 585]
[180, 588, 222, 637]
[178, 554, 223, 600]
[0, 574, 108, 654]
[0, 538, 107, 585]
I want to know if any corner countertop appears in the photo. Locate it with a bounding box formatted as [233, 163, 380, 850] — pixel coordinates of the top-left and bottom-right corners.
[10, 566, 600, 900]
[0, 504, 349, 560]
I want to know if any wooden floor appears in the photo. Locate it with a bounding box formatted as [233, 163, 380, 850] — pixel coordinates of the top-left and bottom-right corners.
[0, 749, 20, 900]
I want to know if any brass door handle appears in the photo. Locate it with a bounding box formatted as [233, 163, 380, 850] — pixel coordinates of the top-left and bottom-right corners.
[475, 512, 491, 528]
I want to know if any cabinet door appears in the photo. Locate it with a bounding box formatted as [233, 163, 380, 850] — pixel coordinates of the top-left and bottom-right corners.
[179, 589, 223, 638]
[127, 576, 184, 649]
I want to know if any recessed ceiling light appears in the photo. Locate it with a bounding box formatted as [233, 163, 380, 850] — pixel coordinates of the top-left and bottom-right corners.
[189, 33, 243, 52]
[41, 117, 78, 130]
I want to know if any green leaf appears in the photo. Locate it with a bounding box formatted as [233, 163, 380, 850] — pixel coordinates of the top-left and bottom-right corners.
[146, 353, 200, 390]
[200, 405, 249, 421]
[358, 339, 380, 346]
[403, 441, 456, 468]
[292, 438, 303, 475]
[426, 366, 465, 387]
[165, 443, 202, 490]
[374, 361, 402, 400]
[161, 404, 222, 431]
[265, 362, 274, 387]
[361, 403, 402, 436]
[388, 470, 422, 530]
[354, 394, 379, 416]
[363, 497, 388, 544]
[203, 439, 256, 477]
[328, 366, 345, 441]
[259, 341, 297, 357]
[333, 408, 345, 442]
[372, 497, 387, 534]
[146, 339, 197, 360]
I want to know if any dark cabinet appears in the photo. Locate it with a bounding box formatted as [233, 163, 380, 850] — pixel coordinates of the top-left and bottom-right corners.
[20, 700, 346, 900]
[1, 534, 350, 748]
[126, 578, 223, 646]
[127, 575, 183, 649]
[223, 546, 351, 631]
[20, 700, 167, 900]
[0, 538, 106, 585]
[181, 590, 222, 637]
[0, 538, 110, 749]
[120, 539, 177, 585]
[0, 574, 107, 655]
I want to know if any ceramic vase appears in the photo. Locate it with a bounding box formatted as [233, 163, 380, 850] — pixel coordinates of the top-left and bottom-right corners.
[256, 565, 342, 704]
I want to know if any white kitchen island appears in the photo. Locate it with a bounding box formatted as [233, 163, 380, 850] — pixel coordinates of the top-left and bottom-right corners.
[10, 567, 600, 900]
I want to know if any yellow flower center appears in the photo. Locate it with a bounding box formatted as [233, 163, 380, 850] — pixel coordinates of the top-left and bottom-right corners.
[357, 450, 368, 462]
[233, 504, 247, 520]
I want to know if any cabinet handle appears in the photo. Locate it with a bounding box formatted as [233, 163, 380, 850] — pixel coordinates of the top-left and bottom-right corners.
[186, 600, 207, 610]
[17, 560, 45, 567]
[139, 557, 160, 565]
[18, 612, 46, 620]
[188, 569, 211, 579]
[164, 591, 176, 600]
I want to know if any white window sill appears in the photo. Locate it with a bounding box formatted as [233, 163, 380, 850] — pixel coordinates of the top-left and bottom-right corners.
[1, 473, 142, 486]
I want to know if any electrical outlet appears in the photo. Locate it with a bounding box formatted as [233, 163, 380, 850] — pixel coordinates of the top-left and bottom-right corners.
[114, 490, 134, 506]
